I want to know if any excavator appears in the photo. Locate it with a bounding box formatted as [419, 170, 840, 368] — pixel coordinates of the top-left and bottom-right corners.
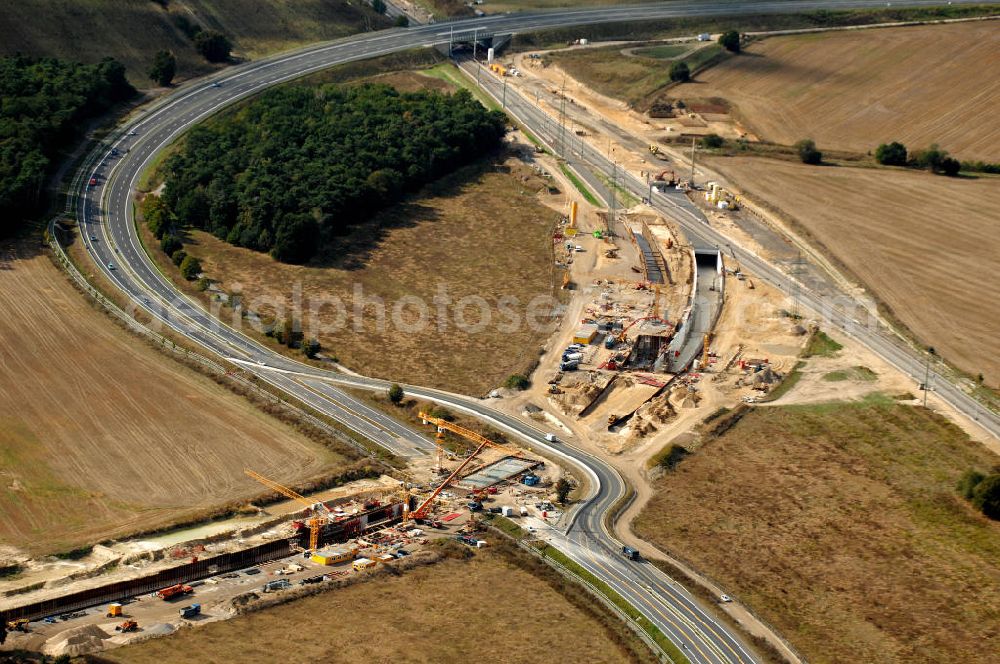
[654, 170, 678, 186]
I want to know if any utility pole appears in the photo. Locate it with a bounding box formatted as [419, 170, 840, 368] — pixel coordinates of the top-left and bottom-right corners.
[923, 347, 935, 408]
[608, 161, 618, 236]
[689, 136, 697, 185]
[790, 250, 803, 319]
[502, 77, 507, 110]
[558, 75, 567, 158]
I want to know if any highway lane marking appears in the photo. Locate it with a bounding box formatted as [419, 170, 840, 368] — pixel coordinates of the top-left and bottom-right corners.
[578, 545, 724, 664]
[70, 3, 992, 660]
[293, 377, 431, 450]
[559, 535, 721, 663]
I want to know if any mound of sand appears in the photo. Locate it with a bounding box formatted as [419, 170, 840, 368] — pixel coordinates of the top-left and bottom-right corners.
[44, 623, 110, 657]
[141, 622, 176, 637]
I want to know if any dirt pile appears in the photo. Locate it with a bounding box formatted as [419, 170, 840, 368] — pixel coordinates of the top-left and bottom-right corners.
[627, 396, 676, 441]
[43, 623, 110, 657]
[668, 385, 701, 409]
[553, 378, 606, 415]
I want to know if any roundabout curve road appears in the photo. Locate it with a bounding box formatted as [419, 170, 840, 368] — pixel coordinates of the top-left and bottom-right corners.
[55, 2, 994, 662]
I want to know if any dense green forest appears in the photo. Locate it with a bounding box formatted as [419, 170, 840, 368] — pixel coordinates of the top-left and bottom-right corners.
[159, 83, 507, 263]
[0, 55, 135, 234]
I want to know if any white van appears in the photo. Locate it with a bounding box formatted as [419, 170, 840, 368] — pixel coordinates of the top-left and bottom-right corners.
[545, 433, 558, 443]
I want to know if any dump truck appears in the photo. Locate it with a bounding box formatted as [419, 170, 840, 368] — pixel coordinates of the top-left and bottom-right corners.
[156, 583, 193, 600]
[179, 604, 201, 619]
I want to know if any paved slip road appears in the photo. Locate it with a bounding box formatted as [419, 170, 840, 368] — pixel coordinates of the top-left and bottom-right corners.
[58, 3, 997, 663]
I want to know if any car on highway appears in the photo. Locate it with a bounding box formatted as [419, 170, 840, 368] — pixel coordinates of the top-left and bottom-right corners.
[107, 262, 116, 270]
[90, 235, 97, 241]
[719, 594, 733, 603]
[89, 177, 98, 186]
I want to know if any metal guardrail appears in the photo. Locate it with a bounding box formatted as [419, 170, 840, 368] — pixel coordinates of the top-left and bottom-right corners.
[515, 540, 675, 664]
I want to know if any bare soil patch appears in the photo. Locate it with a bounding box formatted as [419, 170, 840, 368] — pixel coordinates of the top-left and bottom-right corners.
[708, 156, 1000, 387]
[0, 242, 345, 556]
[635, 398, 1000, 664]
[675, 22, 1000, 160]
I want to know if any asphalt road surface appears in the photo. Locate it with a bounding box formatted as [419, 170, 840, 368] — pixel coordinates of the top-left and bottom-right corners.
[58, 3, 996, 663]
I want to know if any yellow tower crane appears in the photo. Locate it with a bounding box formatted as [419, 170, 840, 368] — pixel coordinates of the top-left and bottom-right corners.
[408, 412, 529, 521]
[245, 469, 331, 552]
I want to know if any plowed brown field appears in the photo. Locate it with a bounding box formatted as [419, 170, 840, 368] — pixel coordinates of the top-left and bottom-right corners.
[0, 243, 344, 555]
[677, 22, 1000, 160]
[709, 156, 1000, 386]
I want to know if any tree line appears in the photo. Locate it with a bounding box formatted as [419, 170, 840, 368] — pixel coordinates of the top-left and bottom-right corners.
[0, 55, 135, 235]
[875, 141, 998, 176]
[157, 83, 507, 263]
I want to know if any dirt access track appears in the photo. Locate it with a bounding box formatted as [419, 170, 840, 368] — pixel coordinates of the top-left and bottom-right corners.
[0, 242, 345, 557]
[673, 21, 1000, 160]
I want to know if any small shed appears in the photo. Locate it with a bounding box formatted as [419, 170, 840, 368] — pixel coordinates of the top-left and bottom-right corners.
[573, 324, 599, 345]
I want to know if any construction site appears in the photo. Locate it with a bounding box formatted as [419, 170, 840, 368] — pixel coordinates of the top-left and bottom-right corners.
[0, 413, 568, 658]
[6, 12, 997, 663]
[3, 43, 858, 662]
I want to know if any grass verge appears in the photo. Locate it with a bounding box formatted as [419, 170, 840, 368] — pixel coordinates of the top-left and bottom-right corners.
[559, 162, 601, 205]
[535, 543, 691, 664]
[420, 62, 502, 110]
[803, 330, 843, 358]
[823, 366, 877, 382]
[763, 361, 805, 402]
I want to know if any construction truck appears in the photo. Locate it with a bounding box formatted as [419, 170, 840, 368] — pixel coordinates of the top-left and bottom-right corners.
[156, 583, 193, 600]
[6, 618, 29, 633]
[115, 620, 139, 633]
[648, 145, 670, 161]
[179, 604, 201, 619]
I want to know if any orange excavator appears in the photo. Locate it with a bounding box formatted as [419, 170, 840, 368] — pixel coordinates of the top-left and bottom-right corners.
[245, 469, 333, 552]
[654, 170, 677, 186]
[408, 413, 529, 521]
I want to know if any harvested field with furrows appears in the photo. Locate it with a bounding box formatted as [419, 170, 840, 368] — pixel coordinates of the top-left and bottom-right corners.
[675, 22, 1000, 160]
[108, 546, 643, 664]
[709, 156, 1000, 387]
[635, 398, 1000, 664]
[0, 242, 346, 556]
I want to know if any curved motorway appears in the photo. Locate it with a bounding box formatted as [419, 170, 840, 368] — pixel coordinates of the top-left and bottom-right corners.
[59, 2, 995, 663]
